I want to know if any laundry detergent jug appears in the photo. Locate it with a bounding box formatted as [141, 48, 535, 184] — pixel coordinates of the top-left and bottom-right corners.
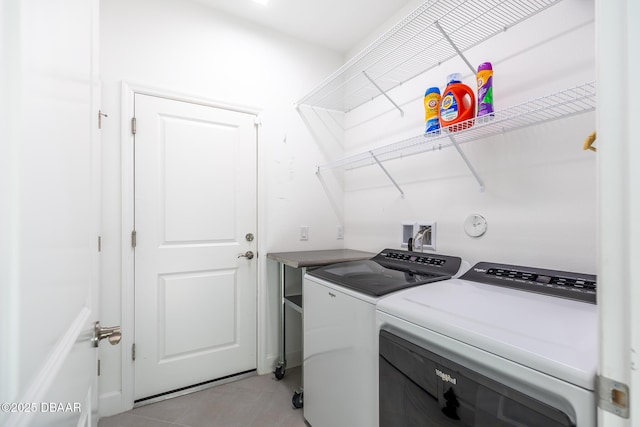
[439, 73, 475, 132]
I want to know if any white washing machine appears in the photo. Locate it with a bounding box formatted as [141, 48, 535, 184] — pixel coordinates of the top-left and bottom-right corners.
[376, 262, 597, 426]
[303, 249, 465, 427]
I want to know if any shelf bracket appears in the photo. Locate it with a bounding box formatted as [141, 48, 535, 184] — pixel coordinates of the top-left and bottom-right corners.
[370, 151, 405, 197]
[435, 21, 476, 74]
[362, 71, 404, 117]
[448, 134, 485, 192]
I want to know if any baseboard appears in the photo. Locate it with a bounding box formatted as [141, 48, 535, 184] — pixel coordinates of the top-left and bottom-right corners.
[98, 391, 123, 418]
[259, 354, 279, 376]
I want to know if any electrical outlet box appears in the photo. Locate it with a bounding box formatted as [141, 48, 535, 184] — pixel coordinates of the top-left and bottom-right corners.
[337, 225, 344, 240]
[401, 223, 414, 248]
[300, 226, 309, 241]
[416, 222, 436, 251]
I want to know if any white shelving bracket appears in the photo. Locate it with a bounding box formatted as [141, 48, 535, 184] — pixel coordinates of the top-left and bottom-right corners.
[447, 134, 485, 192]
[434, 21, 476, 75]
[370, 151, 405, 197]
[362, 71, 404, 117]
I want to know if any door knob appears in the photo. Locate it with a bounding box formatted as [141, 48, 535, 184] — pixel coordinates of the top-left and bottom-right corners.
[93, 322, 122, 347]
[238, 251, 254, 260]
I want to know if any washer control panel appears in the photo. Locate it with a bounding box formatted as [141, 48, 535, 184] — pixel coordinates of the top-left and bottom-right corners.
[374, 249, 461, 276]
[461, 262, 596, 304]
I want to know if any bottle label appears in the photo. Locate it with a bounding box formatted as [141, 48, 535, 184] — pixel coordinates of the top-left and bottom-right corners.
[440, 93, 459, 122]
[425, 117, 440, 134]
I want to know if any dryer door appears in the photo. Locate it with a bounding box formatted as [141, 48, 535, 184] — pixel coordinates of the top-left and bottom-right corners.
[379, 330, 575, 426]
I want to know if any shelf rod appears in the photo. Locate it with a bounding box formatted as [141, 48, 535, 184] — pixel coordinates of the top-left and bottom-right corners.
[434, 21, 476, 75]
[447, 134, 485, 192]
[370, 151, 405, 197]
[362, 71, 405, 117]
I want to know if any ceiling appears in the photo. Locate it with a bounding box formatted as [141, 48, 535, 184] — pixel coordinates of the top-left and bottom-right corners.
[192, 0, 413, 53]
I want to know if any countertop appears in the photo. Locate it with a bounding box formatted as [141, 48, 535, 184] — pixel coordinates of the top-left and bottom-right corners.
[266, 249, 374, 269]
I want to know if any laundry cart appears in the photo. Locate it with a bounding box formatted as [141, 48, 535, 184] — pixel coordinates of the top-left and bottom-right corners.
[266, 249, 373, 408]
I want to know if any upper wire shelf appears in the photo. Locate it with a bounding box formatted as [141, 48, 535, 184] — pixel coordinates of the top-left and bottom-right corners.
[317, 81, 596, 174]
[296, 0, 562, 113]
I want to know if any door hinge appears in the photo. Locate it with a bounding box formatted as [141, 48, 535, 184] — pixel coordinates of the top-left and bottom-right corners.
[98, 110, 108, 129]
[597, 375, 629, 418]
[131, 117, 137, 135]
[98, 236, 102, 252]
[97, 359, 101, 376]
[132, 343, 136, 361]
[254, 115, 262, 126]
[131, 230, 137, 248]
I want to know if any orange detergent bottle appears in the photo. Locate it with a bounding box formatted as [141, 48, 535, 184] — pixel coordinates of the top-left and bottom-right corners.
[439, 73, 476, 132]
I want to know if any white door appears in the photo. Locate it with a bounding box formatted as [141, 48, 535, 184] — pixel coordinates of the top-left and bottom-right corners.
[596, 1, 638, 426]
[133, 94, 258, 400]
[0, 0, 102, 426]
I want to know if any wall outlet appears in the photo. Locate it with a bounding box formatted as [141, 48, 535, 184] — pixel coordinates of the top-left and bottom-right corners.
[300, 226, 309, 241]
[337, 225, 344, 240]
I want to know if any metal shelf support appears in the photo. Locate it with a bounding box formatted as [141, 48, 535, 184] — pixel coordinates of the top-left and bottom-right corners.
[362, 71, 405, 117]
[371, 151, 405, 197]
[447, 134, 485, 192]
[434, 21, 476, 75]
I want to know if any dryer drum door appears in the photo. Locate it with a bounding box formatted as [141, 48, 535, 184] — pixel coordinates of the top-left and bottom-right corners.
[379, 330, 575, 427]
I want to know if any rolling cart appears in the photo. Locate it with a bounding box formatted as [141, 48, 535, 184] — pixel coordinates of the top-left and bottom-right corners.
[266, 249, 374, 409]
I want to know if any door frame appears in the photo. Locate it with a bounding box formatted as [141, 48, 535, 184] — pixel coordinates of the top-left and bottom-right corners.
[120, 82, 264, 410]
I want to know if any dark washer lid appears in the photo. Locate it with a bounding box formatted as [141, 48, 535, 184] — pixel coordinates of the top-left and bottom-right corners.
[307, 249, 462, 297]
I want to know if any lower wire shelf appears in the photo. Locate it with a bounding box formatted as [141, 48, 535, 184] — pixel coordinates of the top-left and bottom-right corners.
[316, 81, 596, 193]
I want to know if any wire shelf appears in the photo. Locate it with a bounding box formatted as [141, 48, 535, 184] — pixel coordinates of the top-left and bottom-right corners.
[317, 81, 596, 173]
[297, 0, 562, 113]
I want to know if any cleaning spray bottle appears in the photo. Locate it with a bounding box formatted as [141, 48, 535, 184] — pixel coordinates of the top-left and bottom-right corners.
[476, 62, 494, 120]
[423, 87, 441, 135]
[439, 73, 475, 132]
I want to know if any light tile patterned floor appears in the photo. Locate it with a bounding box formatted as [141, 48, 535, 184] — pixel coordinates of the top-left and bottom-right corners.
[99, 367, 306, 427]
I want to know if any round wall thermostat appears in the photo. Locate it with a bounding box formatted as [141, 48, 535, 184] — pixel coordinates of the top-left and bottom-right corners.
[464, 214, 487, 237]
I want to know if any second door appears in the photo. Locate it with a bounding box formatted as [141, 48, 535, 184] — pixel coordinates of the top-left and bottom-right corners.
[133, 93, 258, 400]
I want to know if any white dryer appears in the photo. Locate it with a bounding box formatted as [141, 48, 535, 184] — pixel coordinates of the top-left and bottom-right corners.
[376, 262, 597, 426]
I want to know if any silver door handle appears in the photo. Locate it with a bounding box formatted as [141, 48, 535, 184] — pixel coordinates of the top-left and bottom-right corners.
[238, 251, 254, 260]
[93, 322, 121, 347]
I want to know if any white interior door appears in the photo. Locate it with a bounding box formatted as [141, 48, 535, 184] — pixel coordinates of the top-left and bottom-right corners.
[133, 94, 258, 400]
[0, 0, 101, 426]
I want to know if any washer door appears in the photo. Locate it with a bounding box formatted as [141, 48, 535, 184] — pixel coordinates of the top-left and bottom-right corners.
[379, 330, 575, 426]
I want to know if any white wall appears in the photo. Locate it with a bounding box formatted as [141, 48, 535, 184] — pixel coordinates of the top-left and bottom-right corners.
[337, 0, 597, 273]
[99, 0, 344, 415]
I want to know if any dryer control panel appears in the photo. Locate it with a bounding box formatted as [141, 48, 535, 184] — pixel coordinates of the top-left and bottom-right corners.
[461, 262, 597, 304]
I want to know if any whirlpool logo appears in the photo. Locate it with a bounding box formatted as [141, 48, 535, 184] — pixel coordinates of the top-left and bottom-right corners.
[435, 369, 457, 385]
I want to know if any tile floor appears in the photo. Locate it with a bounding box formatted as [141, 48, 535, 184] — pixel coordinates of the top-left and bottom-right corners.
[98, 367, 306, 427]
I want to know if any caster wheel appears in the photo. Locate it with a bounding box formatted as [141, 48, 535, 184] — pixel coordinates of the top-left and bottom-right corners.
[274, 365, 285, 380]
[292, 391, 303, 409]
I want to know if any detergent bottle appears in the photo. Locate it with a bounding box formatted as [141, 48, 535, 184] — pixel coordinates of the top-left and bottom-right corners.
[476, 62, 494, 120]
[423, 87, 441, 135]
[439, 73, 475, 132]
